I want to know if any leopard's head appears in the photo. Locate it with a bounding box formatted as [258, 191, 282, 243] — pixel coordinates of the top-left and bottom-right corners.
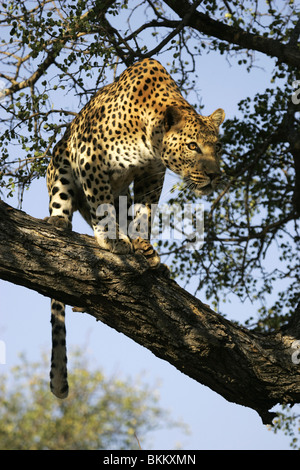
[162, 106, 225, 195]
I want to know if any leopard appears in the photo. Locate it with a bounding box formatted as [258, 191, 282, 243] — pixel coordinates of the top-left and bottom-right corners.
[45, 58, 225, 399]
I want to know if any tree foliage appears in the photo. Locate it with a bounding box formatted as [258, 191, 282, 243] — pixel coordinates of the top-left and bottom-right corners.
[0, 0, 299, 446]
[0, 351, 180, 450]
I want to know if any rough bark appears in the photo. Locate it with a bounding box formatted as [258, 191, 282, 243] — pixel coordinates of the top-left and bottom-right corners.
[1, 199, 300, 424]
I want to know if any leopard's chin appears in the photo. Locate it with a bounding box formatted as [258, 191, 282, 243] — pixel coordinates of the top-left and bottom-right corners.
[194, 184, 213, 196]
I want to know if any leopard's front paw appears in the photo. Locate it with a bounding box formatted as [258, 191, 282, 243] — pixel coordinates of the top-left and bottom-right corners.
[95, 234, 133, 254]
[132, 237, 161, 268]
[111, 237, 133, 254]
[44, 216, 72, 230]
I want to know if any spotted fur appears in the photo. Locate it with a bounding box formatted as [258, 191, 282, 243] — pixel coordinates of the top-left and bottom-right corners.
[46, 58, 225, 398]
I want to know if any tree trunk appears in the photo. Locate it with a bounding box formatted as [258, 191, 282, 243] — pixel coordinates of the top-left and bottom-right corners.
[0, 199, 300, 424]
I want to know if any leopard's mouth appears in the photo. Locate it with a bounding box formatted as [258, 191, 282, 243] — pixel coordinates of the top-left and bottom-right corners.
[184, 175, 214, 195]
[200, 182, 213, 193]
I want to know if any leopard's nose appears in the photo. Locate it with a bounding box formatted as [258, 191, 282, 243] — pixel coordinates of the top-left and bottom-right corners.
[206, 171, 221, 181]
[201, 157, 221, 179]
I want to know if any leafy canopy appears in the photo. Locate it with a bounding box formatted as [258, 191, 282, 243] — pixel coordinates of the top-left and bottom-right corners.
[0, 351, 183, 450]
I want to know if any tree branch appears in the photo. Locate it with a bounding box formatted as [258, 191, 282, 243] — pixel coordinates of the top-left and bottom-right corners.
[4, 43, 65, 97]
[163, 0, 300, 69]
[2, 0, 118, 97]
[1, 200, 300, 424]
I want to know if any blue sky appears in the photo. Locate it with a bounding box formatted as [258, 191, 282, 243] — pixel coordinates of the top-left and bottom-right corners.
[0, 5, 295, 450]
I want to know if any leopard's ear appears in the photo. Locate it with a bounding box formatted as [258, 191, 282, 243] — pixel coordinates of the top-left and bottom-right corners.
[210, 108, 225, 127]
[164, 106, 183, 132]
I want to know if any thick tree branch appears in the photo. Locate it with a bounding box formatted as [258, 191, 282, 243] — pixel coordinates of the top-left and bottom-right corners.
[163, 0, 300, 69]
[1, 200, 300, 424]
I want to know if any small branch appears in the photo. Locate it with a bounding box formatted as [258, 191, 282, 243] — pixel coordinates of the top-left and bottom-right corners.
[4, 43, 66, 98]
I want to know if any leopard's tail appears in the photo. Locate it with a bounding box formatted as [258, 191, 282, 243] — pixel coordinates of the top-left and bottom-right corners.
[50, 299, 69, 398]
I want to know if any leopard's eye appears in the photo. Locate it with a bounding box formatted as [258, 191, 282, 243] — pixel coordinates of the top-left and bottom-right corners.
[187, 142, 201, 153]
